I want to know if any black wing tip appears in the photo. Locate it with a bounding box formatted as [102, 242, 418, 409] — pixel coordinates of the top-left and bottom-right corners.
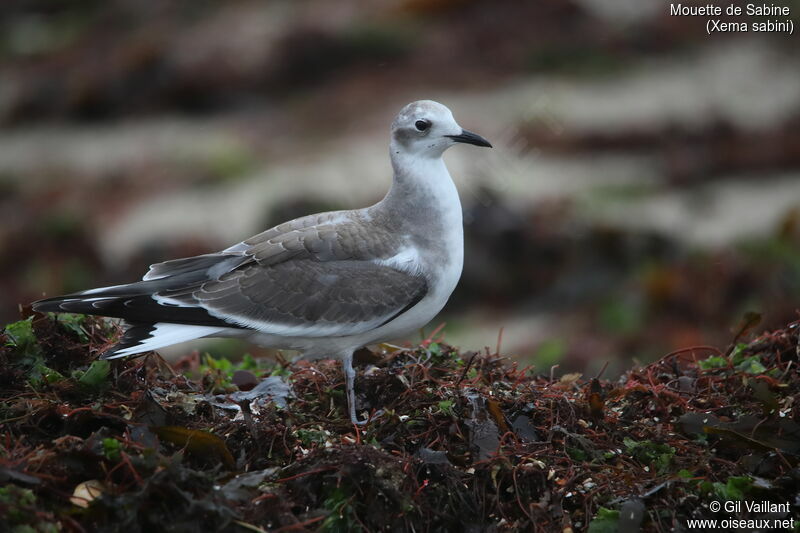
[32, 292, 236, 329]
[31, 291, 102, 313]
[31, 297, 103, 316]
[31, 298, 64, 313]
[98, 349, 135, 360]
[100, 322, 157, 360]
[98, 350, 119, 360]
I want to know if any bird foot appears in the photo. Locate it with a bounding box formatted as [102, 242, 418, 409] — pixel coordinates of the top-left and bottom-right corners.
[351, 409, 384, 426]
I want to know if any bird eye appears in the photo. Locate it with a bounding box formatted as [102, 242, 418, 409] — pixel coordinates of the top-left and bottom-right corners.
[415, 120, 431, 132]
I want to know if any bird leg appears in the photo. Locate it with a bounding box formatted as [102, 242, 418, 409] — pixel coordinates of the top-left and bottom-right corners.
[342, 352, 385, 425]
[343, 351, 387, 425]
[342, 352, 367, 425]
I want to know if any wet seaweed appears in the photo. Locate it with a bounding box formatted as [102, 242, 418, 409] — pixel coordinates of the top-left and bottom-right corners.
[1, 312, 799, 532]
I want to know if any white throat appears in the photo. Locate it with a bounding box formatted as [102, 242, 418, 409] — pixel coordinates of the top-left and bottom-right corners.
[382, 146, 464, 296]
[388, 145, 460, 205]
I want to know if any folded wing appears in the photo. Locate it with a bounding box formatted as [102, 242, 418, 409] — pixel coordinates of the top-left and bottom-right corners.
[33, 213, 428, 339]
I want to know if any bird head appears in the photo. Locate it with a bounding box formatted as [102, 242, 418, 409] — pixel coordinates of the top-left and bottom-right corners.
[391, 100, 492, 158]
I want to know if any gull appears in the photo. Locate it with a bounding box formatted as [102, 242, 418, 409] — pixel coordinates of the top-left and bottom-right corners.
[33, 100, 492, 424]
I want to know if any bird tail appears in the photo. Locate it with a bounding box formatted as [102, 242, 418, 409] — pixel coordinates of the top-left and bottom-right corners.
[33, 283, 227, 359]
[30, 253, 249, 358]
[100, 322, 225, 359]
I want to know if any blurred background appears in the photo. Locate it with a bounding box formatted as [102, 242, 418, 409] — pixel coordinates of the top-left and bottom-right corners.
[1, 0, 799, 375]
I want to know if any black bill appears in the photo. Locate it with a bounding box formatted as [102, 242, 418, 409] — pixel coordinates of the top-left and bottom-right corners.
[446, 129, 492, 148]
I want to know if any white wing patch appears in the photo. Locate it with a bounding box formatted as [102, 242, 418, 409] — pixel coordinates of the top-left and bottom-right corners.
[108, 323, 225, 358]
[372, 246, 423, 275]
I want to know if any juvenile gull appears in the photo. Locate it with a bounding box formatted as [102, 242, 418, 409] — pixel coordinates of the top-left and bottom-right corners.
[33, 100, 492, 424]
